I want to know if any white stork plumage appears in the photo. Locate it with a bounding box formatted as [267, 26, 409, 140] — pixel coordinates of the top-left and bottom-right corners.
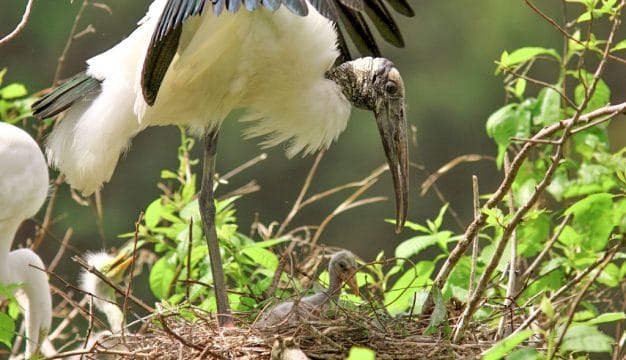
[0, 122, 52, 358]
[32, 0, 413, 326]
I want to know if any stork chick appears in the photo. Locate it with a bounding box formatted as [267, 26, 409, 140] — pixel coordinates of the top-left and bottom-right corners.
[256, 250, 360, 327]
[0, 122, 51, 358]
[80, 250, 133, 333]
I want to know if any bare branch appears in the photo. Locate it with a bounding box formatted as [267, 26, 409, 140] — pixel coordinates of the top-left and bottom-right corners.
[0, 0, 35, 46]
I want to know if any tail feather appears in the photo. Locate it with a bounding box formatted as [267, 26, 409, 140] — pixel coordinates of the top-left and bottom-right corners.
[31, 72, 101, 119]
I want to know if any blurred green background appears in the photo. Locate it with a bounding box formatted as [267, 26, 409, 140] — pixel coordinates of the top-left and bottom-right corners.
[2, 1, 624, 284]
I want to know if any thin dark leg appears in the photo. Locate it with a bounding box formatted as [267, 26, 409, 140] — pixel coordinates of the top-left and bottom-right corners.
[198, 129, 233, 327]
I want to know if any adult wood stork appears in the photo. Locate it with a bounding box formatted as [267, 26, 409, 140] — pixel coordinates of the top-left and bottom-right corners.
[256, 250, 359, 327]
[0, 122, 52, 357]
[32, 0, 413, 326]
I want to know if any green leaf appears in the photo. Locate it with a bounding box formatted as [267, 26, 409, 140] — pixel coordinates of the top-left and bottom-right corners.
[149, 256, 177, 300]
[423, 287, 448, 336]
[497, 47, 560, 71]
[482, 330, 533, 360]
[581, 312, 626, 325]
[486, 103, 531, 167]
[242, 237, 289, 249]
[564, 193, 614, 251]
[160, 169, 178, 179]
[513, 78, 527, 99]
[346, 347, 376, 360]
[0, 312, 15, 349]
[573, 72, 610, 112]
[560, 325, 613, 353]
[518, 212, 550, 257]
[144, 199, 163, 228]
[241, 247, 278, 271]
[385, 261, 434, 316]
[395, 234, 445, 259]
[597, 263, 620, 287]
[507, 347, 545, 360]
[535, 87, 561, 125]
[0, 83, 27, 99]
[611, 39, 626, 52]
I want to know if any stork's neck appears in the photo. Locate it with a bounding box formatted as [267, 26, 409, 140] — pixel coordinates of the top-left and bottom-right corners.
[0, 219, 20, 266]
[325, 269, 343, 302]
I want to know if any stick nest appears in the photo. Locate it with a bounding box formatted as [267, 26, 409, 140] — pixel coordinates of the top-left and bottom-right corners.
[71, 305, 492, 359]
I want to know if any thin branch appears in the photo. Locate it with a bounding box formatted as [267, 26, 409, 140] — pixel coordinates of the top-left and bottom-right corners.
[550, 242, 621, 358]
[519, 214, 572, 286]
[495, 154, 519, 340]
[0, 0, 35, 46]
[468, 176, 480, 296]
[276, 150, 325, 237]
[451, 2, 624, 341]
[420, 154, 493, 196]
[53, 0, 90, 85]
[511, 240, 624, 337]
[220, 153, 267, 181]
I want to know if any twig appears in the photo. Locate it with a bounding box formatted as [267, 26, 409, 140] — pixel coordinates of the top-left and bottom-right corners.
[53, 0, 90, 85]
[451, 2, 624, 341]
[276, 150, 325, 237]
[511, 241, 624, 336]
[432, 62, 626, 315]
[0, 0, 35, 46]
[550, 241, 622, 359]
[524, 0, 626, 66]
[186, 218, 193, 301]
[122, 212, 145, 342]
[519, 214, 572, 286]
[468, 176, 479, 296]
[47, 228, 73, 272]
[220, 153, 267, 181]
[495, 154, 518, 340]
[310, 166, 387, 246]
[420, 154, 493, 196]
[216, 180, 260, 200]
[33, 174, 65, 250]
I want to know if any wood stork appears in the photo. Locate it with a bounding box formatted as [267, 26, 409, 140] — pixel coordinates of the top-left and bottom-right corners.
[256, 250, 359, 327]
[0, 122, 52, 357]
[31, 0, 413, 326]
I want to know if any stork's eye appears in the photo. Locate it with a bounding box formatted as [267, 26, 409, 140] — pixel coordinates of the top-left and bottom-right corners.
[386, 80, 398, 94]
[339, 262, 347, 270]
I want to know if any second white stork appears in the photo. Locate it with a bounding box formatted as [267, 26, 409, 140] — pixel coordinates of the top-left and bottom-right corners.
[32, 0, 413, 326]
[0, 122, 52, 358]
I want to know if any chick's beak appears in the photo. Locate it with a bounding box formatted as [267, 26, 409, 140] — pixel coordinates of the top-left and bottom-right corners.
[106, 251, 133, 280]
[375, 70, 409, 233]
[345, 271, 361, 297]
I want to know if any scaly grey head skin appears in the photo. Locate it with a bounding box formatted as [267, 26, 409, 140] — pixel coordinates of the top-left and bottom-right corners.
[326, 58, 409, 233]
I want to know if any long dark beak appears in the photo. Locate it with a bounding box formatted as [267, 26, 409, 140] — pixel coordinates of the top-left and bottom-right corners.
[375, 77, 409, 233]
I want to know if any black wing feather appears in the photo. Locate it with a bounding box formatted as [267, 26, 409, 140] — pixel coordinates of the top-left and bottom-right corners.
[141, 0, 414, 103]
[31, 72, 102, 119]
[364, 0, 404, 47]
[383, 0, 414, 17]
[336, 3, 380, 56]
